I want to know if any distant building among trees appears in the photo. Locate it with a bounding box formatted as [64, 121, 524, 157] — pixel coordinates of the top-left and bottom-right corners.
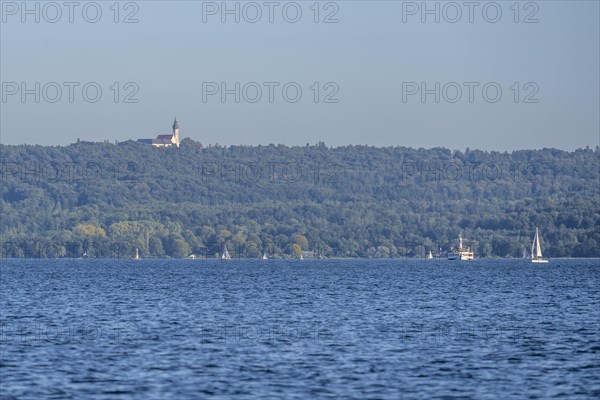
[137, 118, 180, 147]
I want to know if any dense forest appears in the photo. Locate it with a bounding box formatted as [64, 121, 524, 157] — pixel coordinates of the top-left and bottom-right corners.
[1, 139, 598, 259]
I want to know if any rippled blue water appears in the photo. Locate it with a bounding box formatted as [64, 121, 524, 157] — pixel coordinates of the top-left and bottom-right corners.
[1, 258, 599, 399]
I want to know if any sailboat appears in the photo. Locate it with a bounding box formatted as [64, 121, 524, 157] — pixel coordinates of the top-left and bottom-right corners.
[221, 244, 232, 260]
[427, 250, 433, 259]
[262, 253, 268, 260]
[531, 227, 548, 263]
[134, 248, 141, 260]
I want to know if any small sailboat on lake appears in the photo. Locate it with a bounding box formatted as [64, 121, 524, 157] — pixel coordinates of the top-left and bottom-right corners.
[221, 244, 232, 260]
[427, 250, 433, 259]
[530, 227, 548, 263]
[134, 248, 141, 260]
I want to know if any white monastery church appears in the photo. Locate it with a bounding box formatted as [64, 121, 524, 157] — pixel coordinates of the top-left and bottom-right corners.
[138, 118, 180, 147]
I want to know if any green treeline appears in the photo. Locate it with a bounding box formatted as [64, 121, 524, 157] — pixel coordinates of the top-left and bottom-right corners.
[1, 139, 598, 258]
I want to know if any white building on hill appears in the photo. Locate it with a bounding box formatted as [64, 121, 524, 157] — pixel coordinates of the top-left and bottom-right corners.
[138, 118, 180, 147]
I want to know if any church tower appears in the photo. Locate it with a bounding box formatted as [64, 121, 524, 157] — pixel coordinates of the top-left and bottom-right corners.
[172, 117, 180, 147]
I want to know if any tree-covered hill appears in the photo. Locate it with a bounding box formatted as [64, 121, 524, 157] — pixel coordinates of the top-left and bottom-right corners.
[1, 139, 598, 258]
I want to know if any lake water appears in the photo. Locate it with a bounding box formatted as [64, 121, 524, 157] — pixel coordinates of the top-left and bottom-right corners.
[1, 258, 599, 399]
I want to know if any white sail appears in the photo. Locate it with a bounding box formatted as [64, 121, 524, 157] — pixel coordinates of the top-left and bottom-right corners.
[531, 227, 548, 263]
[221, 245, 231, 260]
[535, 228, 543, 258]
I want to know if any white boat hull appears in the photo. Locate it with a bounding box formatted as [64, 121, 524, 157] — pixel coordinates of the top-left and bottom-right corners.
[447, 252, 474, 261]
[531, 259, 549, 263]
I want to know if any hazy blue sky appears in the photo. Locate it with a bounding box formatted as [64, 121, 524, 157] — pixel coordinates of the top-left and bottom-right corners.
[1, 0, 598, 150]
